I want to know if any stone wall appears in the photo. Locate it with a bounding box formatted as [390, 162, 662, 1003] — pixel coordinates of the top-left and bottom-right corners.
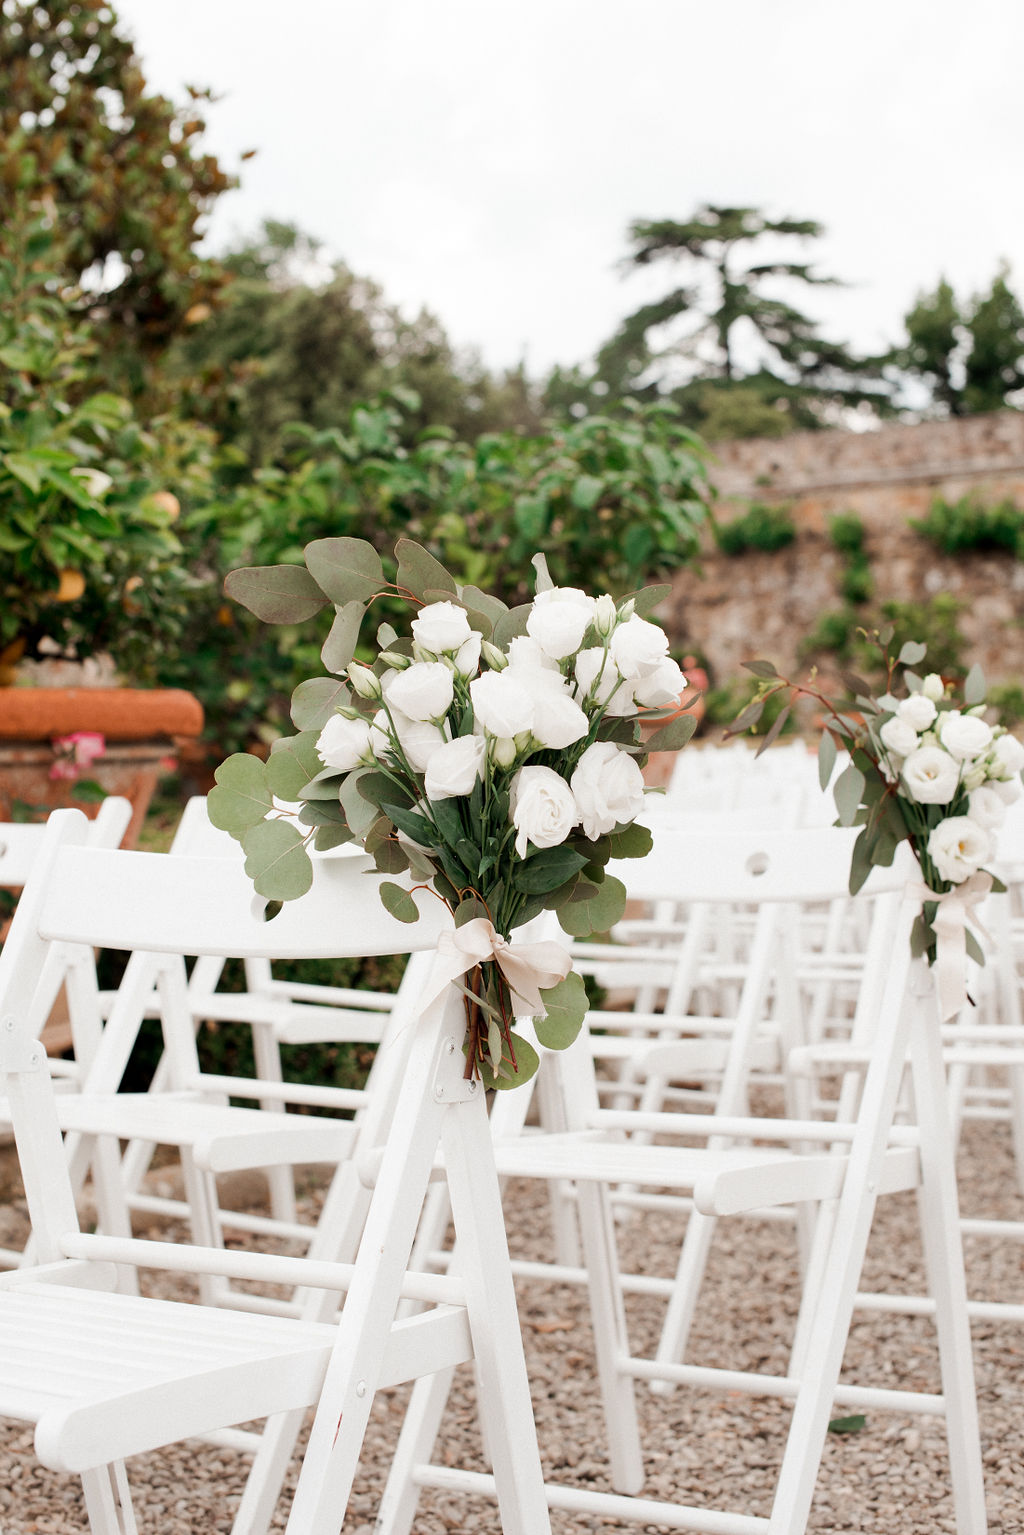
[663, 410, 1024, 689]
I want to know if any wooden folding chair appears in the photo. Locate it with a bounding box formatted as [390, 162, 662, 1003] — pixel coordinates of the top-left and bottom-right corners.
[0, 808, 552, 1535]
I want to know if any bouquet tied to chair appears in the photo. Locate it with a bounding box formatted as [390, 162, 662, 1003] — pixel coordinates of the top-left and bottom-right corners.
[734, 628, 1024, 1018]
[210, 537, 699, 1086]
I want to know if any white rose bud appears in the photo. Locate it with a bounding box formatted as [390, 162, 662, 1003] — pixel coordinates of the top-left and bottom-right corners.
[879, 715, 919, 759]
[570, 740, 646, 839]
[411, 599, 473, 654]
[922, 673, 946, 702]
[938, 711, 994, 762]
[384, 660, 455, 723]
[480, 639, 509, 671]
[453, 631, 482, 678]
[609, 615, 670, 681]
[968, 785, 1007, 829]
[378, 650, 412, 670]
[490, 735, 518, 768]
[896, 693, 937, 732]
[509, 765, 579, 858]
[593, 593, 618, 638]
[927, 815, 992, 884]
[424, 734, 487, 800]
[470, 669, 536, 737]
[634, 656, 686, 709]
[347, 662, 382, 700]
[900, 745, 961, 804]
[316, 713, 373, 772]
[525, 587, 596, 660]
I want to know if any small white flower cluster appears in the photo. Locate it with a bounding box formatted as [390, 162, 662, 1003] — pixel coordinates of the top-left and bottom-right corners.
[315, 588, 686, 861]
[874, 671, 1024, 884]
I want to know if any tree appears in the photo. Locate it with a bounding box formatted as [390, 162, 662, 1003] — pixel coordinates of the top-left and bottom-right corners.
[0, 0, 235, 387]
[892, 266, 1024, 417]
[557, 204, 889, 433]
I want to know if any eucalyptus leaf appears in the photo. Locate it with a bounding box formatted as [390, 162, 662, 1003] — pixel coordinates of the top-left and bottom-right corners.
[557, 875, 627, 939]
[339, 770, 381, 839]
[321, 600, 366, 674]
[818, 729, 838, 791]
[265, 731, 323, 800]
[833, 762, 867, 827]
[605, 822, 654, 859]
[513, 846, 589, 894]
[396, 538, 457, 598]
[742, 659, 779, 680]
[535, 971, 588, 1051]
[454, 895, 490, 926]
[314, 822, 356, 852]
[378, 880, 420, 923]
[848, 827, 874, 895]
[964, 662, 986, 707]
[618, 583, 672, 618]
[207, 754, 273, 840]
[290, 676, 351, 731]
[241, 820, 314, 900]
[304, 537, 383, 604]
[898, 639, 928, 666]
[643, 713, 698, 754]
[224, 564, 328, 623]
[491, 603, 533, 648]
[481, 1031, 540, 1090]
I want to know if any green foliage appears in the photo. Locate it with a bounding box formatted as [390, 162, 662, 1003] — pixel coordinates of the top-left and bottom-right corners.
[0, 1, 234, 384]
[892, 265, 1024, 417]
[801, 608, 857, 662]
[986, 681, 1024, 729]
[828, 513, 873, 606]
[873, 595, 966, 678]
[0, 245, 209, 678]
[714, 502, 796, 556]
[912, 494, 1024, 557]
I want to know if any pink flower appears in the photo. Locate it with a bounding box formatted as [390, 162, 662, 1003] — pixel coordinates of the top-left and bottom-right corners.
[49, 731, 106, 781]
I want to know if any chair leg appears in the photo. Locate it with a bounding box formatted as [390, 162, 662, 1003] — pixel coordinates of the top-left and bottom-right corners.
[81, 1462, 138, 1535]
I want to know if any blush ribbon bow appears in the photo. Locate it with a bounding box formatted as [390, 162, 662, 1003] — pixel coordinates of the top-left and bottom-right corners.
[423, 916, 572, 1022]
[908, 871, 993, 1021]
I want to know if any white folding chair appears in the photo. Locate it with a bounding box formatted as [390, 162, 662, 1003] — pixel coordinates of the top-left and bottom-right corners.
[0, 808, 552, 1535]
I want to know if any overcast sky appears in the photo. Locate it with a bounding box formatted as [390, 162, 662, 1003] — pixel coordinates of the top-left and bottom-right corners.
[115, 0, 1023, 378]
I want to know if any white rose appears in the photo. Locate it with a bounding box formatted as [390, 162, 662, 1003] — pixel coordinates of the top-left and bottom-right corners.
[510, 765, 579, 858]
[570, 741, 646, 839]
[411, 600, 473, 654]
[526, 587, 596, 660]
[994, 776, 1024, 805]
[901, 745, 961, 804]
[470, 669, 535, 737]
[927, 815, 992, 884]
[633, 656, 686, 709]
[968, 785, 1007, 829]
[938, 711, 994, 762]
[69, 466, 113, 498]
[453, 632, 482, 678]
[384, 661, 455, 723]
[368, 708, 392, 759]
[507, 635, 560, 672]
[316, 713, 373, 772]
[921, 673, 946, 702]
[593, 593, 618, 637]
[609, 615, 670, 680]
[425, 734, 487, 800]
[391, 710, 450, 773]
[530, 678, 590, 749]
[879, 715, 919, 759]
[574, 647, 621, 706]
[897, 693, 937, 732]
[990, 732, 1024, 778]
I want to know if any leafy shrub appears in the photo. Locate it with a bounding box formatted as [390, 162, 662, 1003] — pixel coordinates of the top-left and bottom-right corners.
[714, 502, 796, 556]
[912, 495, 1024, 557]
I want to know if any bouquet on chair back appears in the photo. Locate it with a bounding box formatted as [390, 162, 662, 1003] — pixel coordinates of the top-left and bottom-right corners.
[733, 627, 1024, 1015]
[209, 537, 699, 1086]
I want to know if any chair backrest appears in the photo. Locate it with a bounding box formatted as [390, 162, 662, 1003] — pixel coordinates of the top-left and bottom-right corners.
[0, 795, 132, 888]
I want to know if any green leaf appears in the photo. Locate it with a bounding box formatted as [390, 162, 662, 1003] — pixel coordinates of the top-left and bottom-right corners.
[314, 822, 356, 852]
[426, 793, 467, 850]
[898, 640, 928, 666]
[358, 771, 411, 813]
[339, 769, 379, 839]
[833, 762, 867, 827]
[460, 585, 508, 631]
[290, 677, 351, 731]
[225, 564, 329, 623]
[753, 703, 790, 757]
[535, 971, 588, 1051]
[827, 1415, 866, 1435]
[605, 822, 653, 859]
[742, 659, 779, 679]
[531, 552, 554, 592]
[207, 754, 273, 839]
[241, 820, 314, 900]
[619, 584, 672, 618]
[396, 538, 457, 598]
[848, 827, 874, 896]
[512, 846, 589, 895]
[383, 801, 440, 849]
[379, 880, 420, 923]
[304, 537, 384, 604]
[818, 729, 838, 791]
[964, 662, 986, 707]
[266, 732, 323, 801]
[643, 713, 698, 754]
[558, 875, 628, 939]
[492, 603, 533, 648]
[454, 894, 490, 926]
[480, 1031, 540, 1090]
[321, 600, 366, 674]
[571, 474, 603, 511]
[2, 451, 43, 493]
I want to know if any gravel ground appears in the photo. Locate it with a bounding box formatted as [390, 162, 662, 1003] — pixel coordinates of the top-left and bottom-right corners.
[1, 1114, 1024, 1535]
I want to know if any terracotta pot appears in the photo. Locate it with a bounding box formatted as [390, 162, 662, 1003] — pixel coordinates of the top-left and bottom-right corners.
[0, 687, 203, 846]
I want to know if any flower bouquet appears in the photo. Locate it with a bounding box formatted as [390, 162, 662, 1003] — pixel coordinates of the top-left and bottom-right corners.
[208, 536, 698, 1086]
[734, 629, 1024, 1016]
